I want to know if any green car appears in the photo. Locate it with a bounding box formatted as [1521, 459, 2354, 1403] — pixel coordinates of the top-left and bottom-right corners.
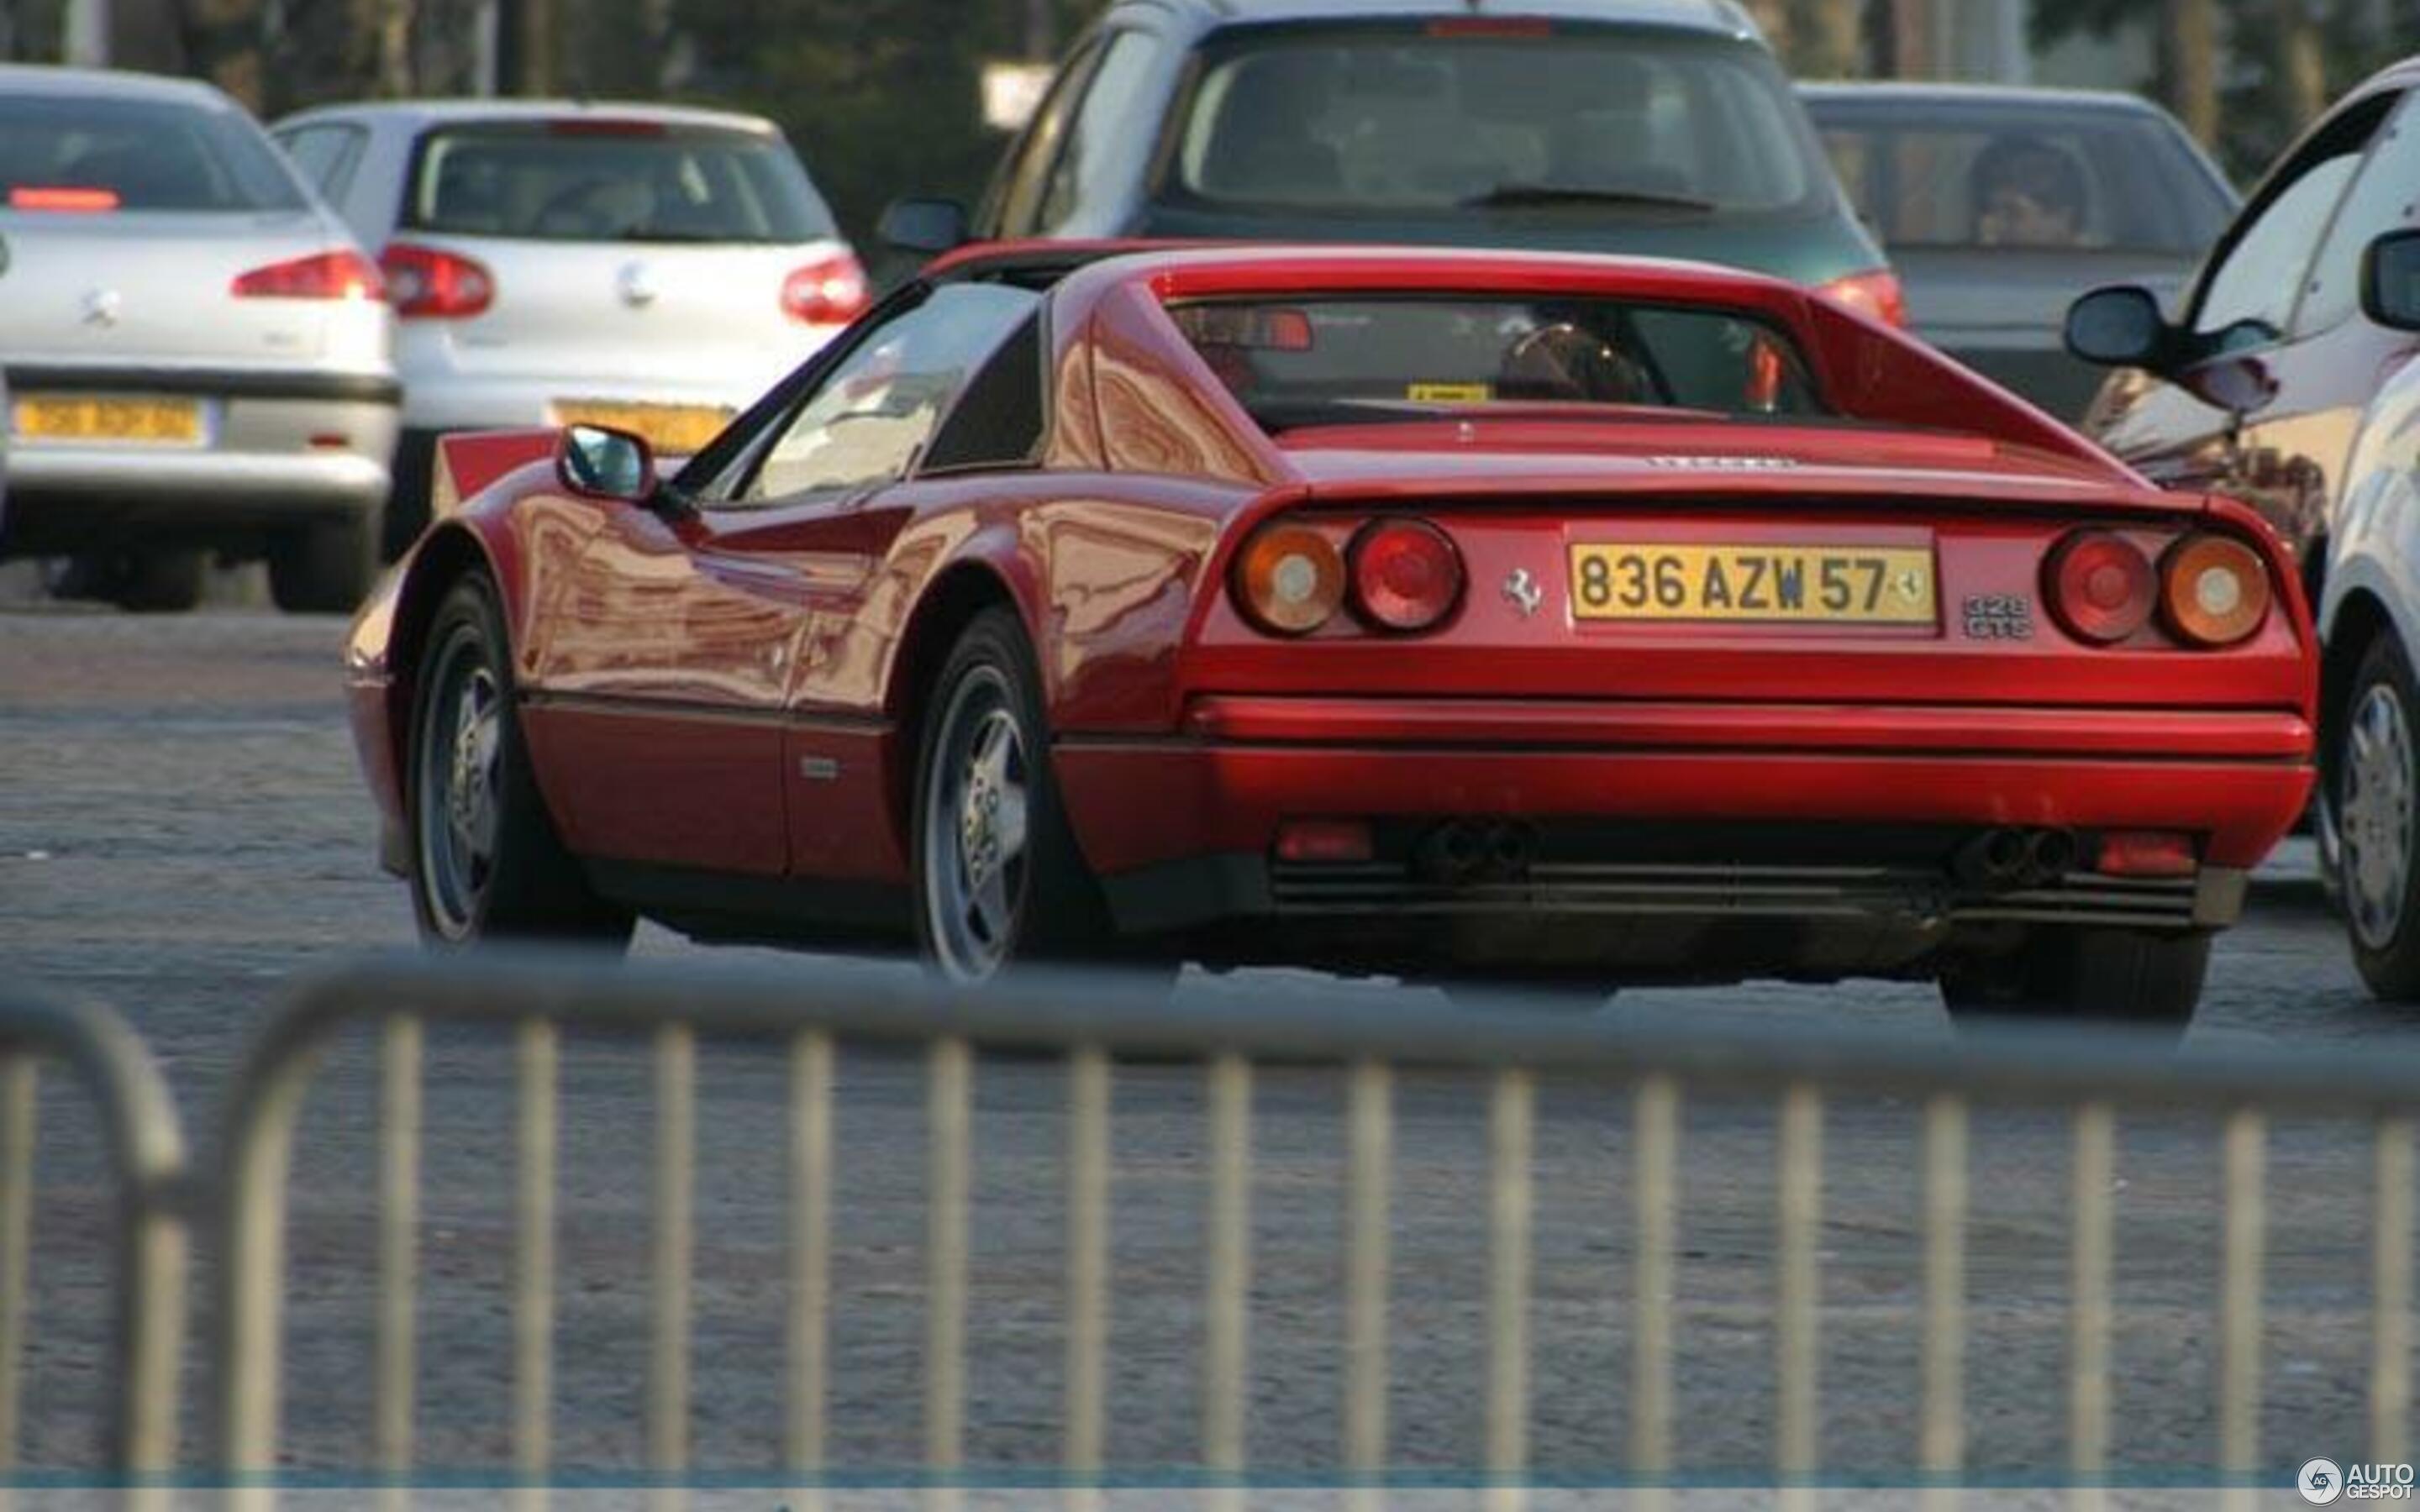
[883, 0, 1899, 322]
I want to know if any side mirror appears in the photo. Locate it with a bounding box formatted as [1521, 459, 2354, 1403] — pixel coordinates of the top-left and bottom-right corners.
[2363, 228, 2420, 333]
[877, 197, 970, 256]
[2065, 285, 2168, 369]
[555, 423, 655, 502]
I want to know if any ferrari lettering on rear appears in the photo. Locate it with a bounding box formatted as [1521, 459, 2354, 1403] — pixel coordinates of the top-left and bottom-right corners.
[1568, 543, 1936, 623]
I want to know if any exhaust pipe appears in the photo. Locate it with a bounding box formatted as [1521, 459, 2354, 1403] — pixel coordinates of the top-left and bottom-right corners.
[2022, 828, 2079, 885]
[1482, 822, 1536, 878]
[1414, 821, 1485, 883]
[1953, 827, 2031, 890]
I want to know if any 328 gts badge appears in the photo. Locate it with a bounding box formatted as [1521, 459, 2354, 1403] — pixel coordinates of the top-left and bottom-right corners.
[1962, 593, 2034, 640]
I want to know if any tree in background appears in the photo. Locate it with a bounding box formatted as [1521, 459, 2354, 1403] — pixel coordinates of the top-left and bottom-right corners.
[2033, 0, 2417, 182]
[674, 0, 1097, 244]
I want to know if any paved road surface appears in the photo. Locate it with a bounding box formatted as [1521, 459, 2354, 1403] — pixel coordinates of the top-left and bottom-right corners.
[0, 607, 2407, 1482]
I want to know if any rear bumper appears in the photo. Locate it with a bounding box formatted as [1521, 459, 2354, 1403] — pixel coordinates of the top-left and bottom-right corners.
[2, 447, 393, 550]
[1058, 696, 2312, 955]
[0, 368, 397, 551]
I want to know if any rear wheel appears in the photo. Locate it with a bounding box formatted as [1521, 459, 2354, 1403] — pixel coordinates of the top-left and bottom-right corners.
[269, 512, 380, 613]
[909, 607, 1113, 983]
[1940, 927, 2209, 1028]
[2339, 634, 2420, 997]
[408, 572, 632, 948]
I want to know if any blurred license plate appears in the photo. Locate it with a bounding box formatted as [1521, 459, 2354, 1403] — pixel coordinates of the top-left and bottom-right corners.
[552, 401, 730, 455]
[1569, 543, 1936, 623]
[12, 395, 202, 445]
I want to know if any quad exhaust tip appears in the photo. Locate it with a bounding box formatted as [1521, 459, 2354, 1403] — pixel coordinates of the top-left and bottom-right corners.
[1954, 826, 2081, 890]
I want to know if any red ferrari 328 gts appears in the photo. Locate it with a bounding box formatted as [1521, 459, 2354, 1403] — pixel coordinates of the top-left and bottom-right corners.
[345, 243, 2317, 1022]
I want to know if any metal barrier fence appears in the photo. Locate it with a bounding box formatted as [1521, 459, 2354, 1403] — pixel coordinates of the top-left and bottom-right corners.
[0, 984, 187, 1486]
[197, 949, 2420, 1505]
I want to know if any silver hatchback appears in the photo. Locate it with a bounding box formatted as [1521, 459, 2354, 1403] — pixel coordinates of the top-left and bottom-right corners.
[0, 65, 399, 612]
[271, 99, 867, 557]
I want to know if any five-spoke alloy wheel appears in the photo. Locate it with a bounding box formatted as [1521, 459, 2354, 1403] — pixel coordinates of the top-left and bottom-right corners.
[408, 573, 633, 948]
[911, 607, 1109, 983]
[2340, 634, 2420, 998]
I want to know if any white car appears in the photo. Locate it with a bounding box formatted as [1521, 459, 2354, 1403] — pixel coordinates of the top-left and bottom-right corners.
[2316, 228, 2420, 996]
[270, 98, 868, 558]
[0, 65, 398, 612]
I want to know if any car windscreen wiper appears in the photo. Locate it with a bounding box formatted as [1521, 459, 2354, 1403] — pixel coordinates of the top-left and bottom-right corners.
[1460, 182, 1718, 214]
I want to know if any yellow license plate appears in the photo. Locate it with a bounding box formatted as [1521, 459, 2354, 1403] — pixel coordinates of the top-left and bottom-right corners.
[552, 401, 731, 455]
[12, 395, 203, 445]
[1569, 543, 1936, 623]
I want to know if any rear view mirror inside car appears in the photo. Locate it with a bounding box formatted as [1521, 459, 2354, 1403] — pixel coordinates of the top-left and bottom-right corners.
[878, 197, 969, 255]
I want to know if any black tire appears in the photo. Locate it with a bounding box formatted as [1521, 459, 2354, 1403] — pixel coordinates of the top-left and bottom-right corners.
[407, 572, 633, 948]
[269, 512, 380, 614]
[103, 549, 205, 612]
[1940, 927, 2209, 1027]
[908, 606, 1113, 982]
[2338, 633, 2420, 998]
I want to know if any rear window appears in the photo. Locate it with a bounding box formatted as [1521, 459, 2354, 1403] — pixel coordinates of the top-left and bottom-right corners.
[0, 92, 305, 213]
[404, 121, 839, 244]
[1812, 103, 2236, 255]
[1168, 295, 1826, 428]
[1167, 26, 1828, 217]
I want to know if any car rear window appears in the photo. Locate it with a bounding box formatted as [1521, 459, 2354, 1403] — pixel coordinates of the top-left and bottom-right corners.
[1167, 295, 1827, 428]
[0, 92, 305, 213]
[1811, 103, 2236, 255]
[1166, 25, 1828, 218]
[403, 121, 839, 244]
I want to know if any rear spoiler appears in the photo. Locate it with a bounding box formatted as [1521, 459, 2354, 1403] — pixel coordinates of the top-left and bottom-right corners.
[430, 429, 559, 518]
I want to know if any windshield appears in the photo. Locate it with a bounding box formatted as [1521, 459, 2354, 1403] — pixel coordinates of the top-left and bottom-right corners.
[1165, 26, 1828, 218]
[404, 121, 839, 244]
[1810, 102, 2236, 255]
[1168, 295, 1827, 429]
[0, 92, 305, 213]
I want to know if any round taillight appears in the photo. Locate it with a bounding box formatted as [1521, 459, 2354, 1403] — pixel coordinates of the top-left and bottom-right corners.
[2160, 533, 2270, 647]
[1349, 517, 1463, 633]
[2045, 529, 2156, 644]
[1234, 522, 1344, 636]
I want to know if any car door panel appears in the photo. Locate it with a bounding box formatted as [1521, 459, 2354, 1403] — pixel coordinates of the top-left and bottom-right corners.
[528, 498, 802, 875]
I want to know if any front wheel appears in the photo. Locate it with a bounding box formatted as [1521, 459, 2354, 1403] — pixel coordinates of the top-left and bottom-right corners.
[909, 607, 1111, 983]
[1940, 927, 2209, 1028]
[2339, 633, 2420, 998]
[408, 573, 632, 948]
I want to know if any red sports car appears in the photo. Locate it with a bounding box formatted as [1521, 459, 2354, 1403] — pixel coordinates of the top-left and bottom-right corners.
[344, 243, 2317, 1022]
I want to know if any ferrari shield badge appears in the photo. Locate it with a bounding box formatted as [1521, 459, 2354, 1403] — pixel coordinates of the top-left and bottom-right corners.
[1502, 567, 1543, 618]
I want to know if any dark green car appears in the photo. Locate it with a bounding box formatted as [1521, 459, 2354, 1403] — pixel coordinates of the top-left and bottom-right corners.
[885, 0, 1897, 319]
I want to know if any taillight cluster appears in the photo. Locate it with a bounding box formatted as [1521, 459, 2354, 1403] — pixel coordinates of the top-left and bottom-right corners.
[1816, 267, 1909, 329]
[229, 249, 385, 301]
[379, 242, 494, 319]
[781, 251, 871, 326]
[2044, 528, 2272, 648]
[1233, 517, 1465, 637]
